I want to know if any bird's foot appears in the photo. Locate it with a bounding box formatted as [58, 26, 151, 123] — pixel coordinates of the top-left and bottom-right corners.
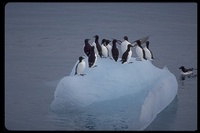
[136, 58, 142, 61]
[93, 65, 97, 68]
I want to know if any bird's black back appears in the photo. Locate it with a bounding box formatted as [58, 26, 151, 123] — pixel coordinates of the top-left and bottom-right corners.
[88, 47, 96, 67]
[121, 50, 128, 63]
[137, 41, 147, 60]
[146, 41, 154, 59]
[84, 39, 92, 57]
[179, 66, 193, 72]
[112, 40, 119, 62]
[94, 35, 102, 57]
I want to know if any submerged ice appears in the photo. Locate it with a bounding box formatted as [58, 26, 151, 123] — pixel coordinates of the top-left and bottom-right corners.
[50, 57, 178, 130]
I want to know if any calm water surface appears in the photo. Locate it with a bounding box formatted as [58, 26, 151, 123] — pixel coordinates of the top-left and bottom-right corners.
[5, 3, 197, 130]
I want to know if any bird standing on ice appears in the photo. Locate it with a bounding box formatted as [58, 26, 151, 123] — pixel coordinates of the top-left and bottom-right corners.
[92, 35, 102, 58]
[121, 44, 133, 64]
[84, 39, 92, 57]
[88, 46, 97, 68]
[105, 39, 112, 59]
[75, 56, 86, 76]
[101, 39, 108, 58]
[111, 39, 119, 62]
[121, 36, 131, 55]
[134, 40, 147, 61]
[143, 41, 154, 61]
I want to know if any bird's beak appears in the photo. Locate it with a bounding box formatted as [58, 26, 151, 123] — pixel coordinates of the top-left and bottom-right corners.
[131, 40, 136, 44]
[132, 44, 137, 47]
[117, 39, 122, 43]
[111, 38, 122, 44]
[114, 39, 122, 45]
[130, 41, 137, 46]
[116, 40, 121, 45]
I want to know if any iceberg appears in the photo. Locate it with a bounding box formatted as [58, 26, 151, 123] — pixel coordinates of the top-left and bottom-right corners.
[50, 57, 178, 130]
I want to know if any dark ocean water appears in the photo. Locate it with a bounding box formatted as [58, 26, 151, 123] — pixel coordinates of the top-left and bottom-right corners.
[5, 3, 197, 130]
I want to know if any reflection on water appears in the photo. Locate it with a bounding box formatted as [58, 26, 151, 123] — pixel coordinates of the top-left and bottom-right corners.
[179, 74, 197, 81]
[146, 72, 197, 130]
[145, 96, 178, 131]
[46, 95, 179, 131]
[46, 94, 140, 130]
[179, 74, 197, 87]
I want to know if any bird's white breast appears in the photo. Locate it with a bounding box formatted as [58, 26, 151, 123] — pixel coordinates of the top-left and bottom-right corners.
[121, 40, 129, 54]
[106, 44, 112, 58]
[127, 50, 132, 62]
[136, 46, 143, 59]
[181, 71, 193, 76]
[101, 45, 108, 57]
[143, 47, 152, 60]
[93, 54, 97, 67]
[92, 42, 98, 55]
[77, 61, 85, 74]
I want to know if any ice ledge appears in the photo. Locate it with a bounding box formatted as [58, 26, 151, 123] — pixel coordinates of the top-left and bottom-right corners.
[138, 72, 178, 130]
[50, 57, 178, 130]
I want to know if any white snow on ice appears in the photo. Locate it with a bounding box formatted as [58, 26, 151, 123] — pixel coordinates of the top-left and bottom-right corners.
[50, 57, 178, 130]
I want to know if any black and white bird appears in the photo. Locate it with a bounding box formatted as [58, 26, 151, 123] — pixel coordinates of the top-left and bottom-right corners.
[179, 66, 194, 76]
[121, 36, 131, 55]
[84, 39, 92, 57]
[143, 41, 154, 61]
[121, 44, 133, 64]
[134, 40, 147, 60]
[101, 39, 108, 58]
[92, 35, 102, 58]
[111, 39, 119, 62]
[75, 56, 86, 76]
[105, 39, 112, 59]
[88, 46, 97, 68]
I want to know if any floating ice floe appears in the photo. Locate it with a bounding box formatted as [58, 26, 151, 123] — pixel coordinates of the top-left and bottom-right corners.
[50, 57, 178, 130]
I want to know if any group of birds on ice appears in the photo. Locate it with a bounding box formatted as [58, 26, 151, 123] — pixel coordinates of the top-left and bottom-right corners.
[75, 35, 153, 76]
[74, 34, 196, 80]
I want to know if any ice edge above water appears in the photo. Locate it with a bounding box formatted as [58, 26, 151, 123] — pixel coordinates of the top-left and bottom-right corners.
[138, 68, 178, 130]
[50, 57, 178, 130]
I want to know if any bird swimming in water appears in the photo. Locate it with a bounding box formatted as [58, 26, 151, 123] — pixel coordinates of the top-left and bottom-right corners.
[179, 66, 194, 76]
[179, 66, 197, 80]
